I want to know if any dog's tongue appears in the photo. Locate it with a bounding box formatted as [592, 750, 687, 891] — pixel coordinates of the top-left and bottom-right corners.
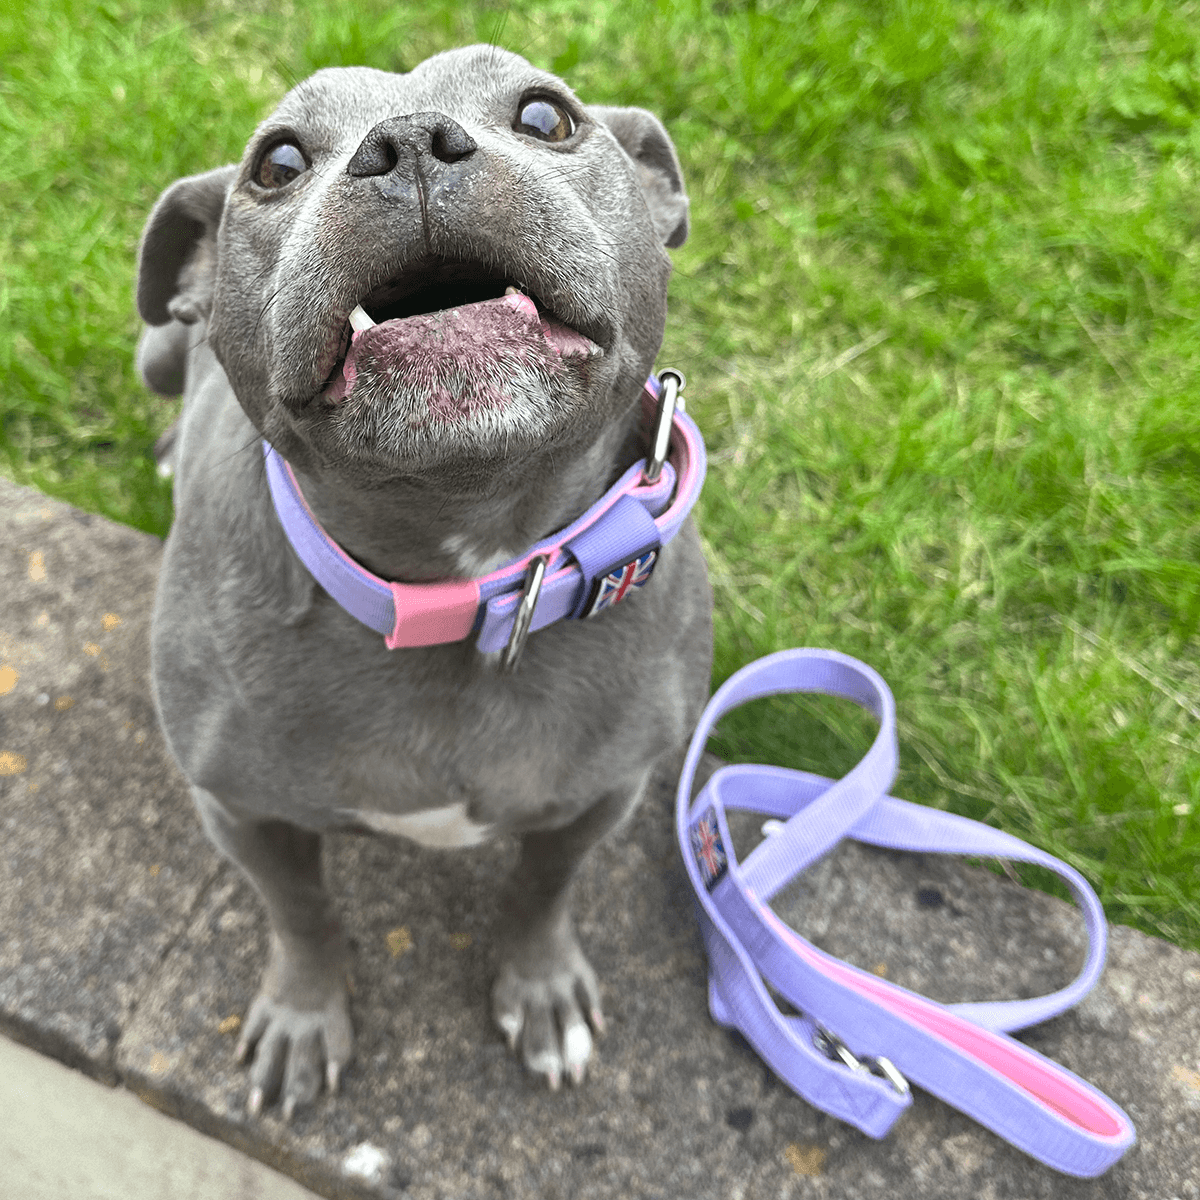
[325, 292, 598, 404]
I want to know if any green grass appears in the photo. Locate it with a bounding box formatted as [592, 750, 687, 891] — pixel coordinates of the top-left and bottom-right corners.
[2, 0, 1197, 948]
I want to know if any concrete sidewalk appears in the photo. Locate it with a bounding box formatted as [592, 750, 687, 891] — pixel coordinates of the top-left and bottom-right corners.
[0, 1034, 320, 1200]
[1, 471, 1197, 1200]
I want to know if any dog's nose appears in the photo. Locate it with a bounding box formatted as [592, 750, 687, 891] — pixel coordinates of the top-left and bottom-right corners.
[346, 112, 477, 176]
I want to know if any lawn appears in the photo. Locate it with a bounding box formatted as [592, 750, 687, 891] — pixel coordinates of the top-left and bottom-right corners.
[2, 0, 1197, 949]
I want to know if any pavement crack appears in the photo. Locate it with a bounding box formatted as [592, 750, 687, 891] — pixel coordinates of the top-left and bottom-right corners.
[111, 859, 226, 1054]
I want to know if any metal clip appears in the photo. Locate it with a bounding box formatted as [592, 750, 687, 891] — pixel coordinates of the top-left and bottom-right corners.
[862, 1054, 910, 1097]
[812, 1027, 869, 1074]
[812, 1027, 909, 1096]
[644, 368, 685, 484]
[501, 555, 548, 674]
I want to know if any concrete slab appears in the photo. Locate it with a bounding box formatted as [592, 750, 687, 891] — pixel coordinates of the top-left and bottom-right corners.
[0, 476, 218, 1080]
[2, 472, 1198, 1200]
[0, 1033, 321, 1200]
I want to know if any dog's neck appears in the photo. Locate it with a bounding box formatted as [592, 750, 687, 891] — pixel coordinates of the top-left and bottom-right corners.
[287, 424, 634, 582]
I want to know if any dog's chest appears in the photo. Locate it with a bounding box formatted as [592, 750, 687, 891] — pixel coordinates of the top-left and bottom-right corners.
[313, 683, 593, 843]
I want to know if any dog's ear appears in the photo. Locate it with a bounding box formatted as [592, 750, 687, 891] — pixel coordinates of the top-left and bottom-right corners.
[137, 164, 237, 327]
[588, 106, 689, 249]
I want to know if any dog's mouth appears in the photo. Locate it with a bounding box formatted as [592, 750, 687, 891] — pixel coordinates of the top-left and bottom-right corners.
[355, 262, 538, 327]
[319, 259, 603, 409]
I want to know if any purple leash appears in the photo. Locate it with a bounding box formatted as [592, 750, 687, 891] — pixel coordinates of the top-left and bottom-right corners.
[677, 649, 1136, 1176]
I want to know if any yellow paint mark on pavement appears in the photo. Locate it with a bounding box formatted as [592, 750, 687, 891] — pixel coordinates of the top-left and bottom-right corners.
[218, 1015, 242, 1036]
[449, 932, 472, 950]
[386, 926, 413, 958]
[784, 1143, 826, 1177]
[54, 695, 73, 711]
[0, 665, 17, 695]
[82, 642, 109, 670]
[28, 551, 46, 582]
[0, 752, 28, 776]
[102, 613, 122, 631]
[1170, 1064, 1200, 1094]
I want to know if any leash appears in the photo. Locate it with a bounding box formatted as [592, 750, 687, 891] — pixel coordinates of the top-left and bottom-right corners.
[262, 370, 705, 669]
[676, 648, 1136, 1177]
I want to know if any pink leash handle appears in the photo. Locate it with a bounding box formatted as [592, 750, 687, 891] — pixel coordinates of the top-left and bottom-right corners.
[677, 649, 1136, 1176]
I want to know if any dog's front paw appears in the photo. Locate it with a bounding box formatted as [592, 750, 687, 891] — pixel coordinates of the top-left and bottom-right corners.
[235, 986, 353, 1120]
[491, 938, 605, 1091]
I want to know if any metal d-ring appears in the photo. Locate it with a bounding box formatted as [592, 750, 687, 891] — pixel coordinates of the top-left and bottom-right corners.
[644, 368, 686, 484]
[501, 554, 549, 674]
[812, 1027, 869, 1075]
[813, 1026, 909, 1097]
[863, 1054, 910, 1097]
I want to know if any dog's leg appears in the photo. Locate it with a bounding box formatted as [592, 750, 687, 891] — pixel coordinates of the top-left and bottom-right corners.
[194, 789, 352, 1118]
[491, 771, 650, 1089]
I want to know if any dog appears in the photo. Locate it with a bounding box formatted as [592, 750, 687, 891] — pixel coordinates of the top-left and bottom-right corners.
[135, 45, 712, 1119]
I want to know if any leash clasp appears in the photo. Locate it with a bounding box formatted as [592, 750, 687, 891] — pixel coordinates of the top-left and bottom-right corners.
[813, 1027, 909, 1097]
[644, 368, 685, 484]
[863, 1053, 910, 1097]
[501, 554, 549, 674]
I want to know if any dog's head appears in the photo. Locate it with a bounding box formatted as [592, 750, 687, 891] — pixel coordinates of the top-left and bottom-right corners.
[137, 46, 688, 484]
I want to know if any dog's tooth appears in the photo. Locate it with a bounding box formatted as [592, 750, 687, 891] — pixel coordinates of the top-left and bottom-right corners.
[348, 304, 376, 332]
[504, 286, 521, 296]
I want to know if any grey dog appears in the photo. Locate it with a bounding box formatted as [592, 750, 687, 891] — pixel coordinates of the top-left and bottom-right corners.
[135, 45, 712, 1118]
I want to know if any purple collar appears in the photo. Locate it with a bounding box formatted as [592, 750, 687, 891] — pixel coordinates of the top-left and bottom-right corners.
[263, 372, 705, 657]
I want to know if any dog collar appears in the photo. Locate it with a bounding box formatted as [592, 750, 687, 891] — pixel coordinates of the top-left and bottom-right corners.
[677, 649, 1136, 1177]
[263, 371, 705, 661]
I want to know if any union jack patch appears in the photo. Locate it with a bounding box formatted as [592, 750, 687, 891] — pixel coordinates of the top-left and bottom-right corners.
[583, 548, 659, 617]
[690, 807, 728, 890]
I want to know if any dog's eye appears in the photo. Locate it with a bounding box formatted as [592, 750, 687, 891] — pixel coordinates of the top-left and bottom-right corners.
[256, 142, 308, 189]
[515, 99, 574, 143]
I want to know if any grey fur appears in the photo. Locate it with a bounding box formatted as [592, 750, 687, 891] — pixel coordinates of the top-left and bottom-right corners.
[138, 45, 711, 1116]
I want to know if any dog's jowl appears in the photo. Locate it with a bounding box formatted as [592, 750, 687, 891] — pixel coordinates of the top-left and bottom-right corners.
[136, 45, 712, 1117]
